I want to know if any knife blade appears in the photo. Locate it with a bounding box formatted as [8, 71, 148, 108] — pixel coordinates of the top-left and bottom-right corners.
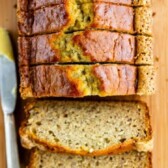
[0, 27, 20, 168]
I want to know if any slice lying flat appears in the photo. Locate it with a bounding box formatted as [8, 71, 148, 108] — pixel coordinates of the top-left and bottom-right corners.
[18, 0, 151, 11]
[18, 30, 153, 66]
[20, 64, 155, 98]
[17, 2, 152, 35]
[28, 149, 152, 168]
[20, 101, 152, 155]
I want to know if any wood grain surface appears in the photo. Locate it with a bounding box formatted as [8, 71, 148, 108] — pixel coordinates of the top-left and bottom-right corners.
[0, 0, 168, 167]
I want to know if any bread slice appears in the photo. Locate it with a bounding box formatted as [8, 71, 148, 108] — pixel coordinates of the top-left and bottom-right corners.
[19, 64, 155, 99]
[28, 149, 152, 168]
[18, 0, 151, 11]
[17, 2, 152, 36]
[19, 100, 152, 155]
[18, 30, 153, 66]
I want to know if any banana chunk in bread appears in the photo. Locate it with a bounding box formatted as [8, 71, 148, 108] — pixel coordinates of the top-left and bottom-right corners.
[19, 64, 155, 99]
[18, 0, 151, 11]
[28, 149, 152, 168]
[20, 101, 152, 155]
[18, 30, 153, 66]
[17, 2, 152, 36]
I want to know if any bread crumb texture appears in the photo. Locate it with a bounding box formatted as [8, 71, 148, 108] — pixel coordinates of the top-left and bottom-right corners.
[28, 149, 151, 168]
[20, 101, 152, 155]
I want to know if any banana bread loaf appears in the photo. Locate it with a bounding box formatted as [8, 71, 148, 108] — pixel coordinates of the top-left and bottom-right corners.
[28, 149, 152, 168]
[19, 64, 155, 99]
[17, 3, 152, 36]
[18, 30, 153, 66]
[19, 100, 152, 155]
[18, 0, 151, 11]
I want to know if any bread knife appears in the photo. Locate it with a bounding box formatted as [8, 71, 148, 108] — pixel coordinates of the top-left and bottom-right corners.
[0, 28, 20, 168]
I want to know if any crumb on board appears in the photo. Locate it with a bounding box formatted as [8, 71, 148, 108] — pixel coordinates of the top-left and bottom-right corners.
[13, 4, 17, 9]
[152, 12, 156, 17]
[155, 57, 159, 62]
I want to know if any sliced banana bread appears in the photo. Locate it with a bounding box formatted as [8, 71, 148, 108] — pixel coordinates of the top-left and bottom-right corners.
[20, 100, 152, 155]
[18, 0, 151, 11]
[18, 30, 153, 66]
[20, 64, 155, 98]
[28, 149, 152, 168]
[17, 2, 152, 36]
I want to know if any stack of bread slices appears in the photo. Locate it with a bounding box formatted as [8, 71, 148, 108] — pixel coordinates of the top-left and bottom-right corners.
[17, 0, 155, 167]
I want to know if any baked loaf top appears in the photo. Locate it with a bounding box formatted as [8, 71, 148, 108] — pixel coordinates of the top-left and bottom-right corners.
[19, 64, 155, 98]
[20, 100, 152, 155]
[28, 149, 152, 168]
[18, 0, 151, 11]
[18, 30, 153, 66]
[17, 3, 152, 36]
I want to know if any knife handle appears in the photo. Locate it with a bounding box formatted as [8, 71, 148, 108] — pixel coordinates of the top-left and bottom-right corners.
[4, 114, 20, 168]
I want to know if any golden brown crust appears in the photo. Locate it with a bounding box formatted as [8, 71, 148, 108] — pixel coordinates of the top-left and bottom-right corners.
[20, 64, 155, 98]
[148, 152, 153, 168]
[27, 149, 37, 168]
[19, 65, 82, 99]
[136, 36, 153, 64]
[73, 31, 135, 63]
[19, 66, 33, 98]
[135, 7, 153, 36]
[92, 64, 137, 95]
[18, 0, 151, 12]
[17, 0, 66, 11]
[137, 66, 156, 95]
[18, 37, 30, 67]
[17, 3, 152, 36]
[17, 3, 72, 35]
[19, 64, 140, 98]
[18, 31, 153, 66]
[91, 4, 134, 33]
[38, 66, 83, 97]
[17, 0, 28, 11]
[18, 31, 136, 65]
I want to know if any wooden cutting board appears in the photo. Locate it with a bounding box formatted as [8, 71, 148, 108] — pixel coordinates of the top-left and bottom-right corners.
[0, 0, 168, 167]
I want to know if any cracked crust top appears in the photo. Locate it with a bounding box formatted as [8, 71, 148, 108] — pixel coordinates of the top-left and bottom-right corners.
[18, 30, 153, 66]
[17, 0, 151, 11]
[19, 64, 155, 99]
[17, 3, 153, 36]
[18, 31, 135, 65]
